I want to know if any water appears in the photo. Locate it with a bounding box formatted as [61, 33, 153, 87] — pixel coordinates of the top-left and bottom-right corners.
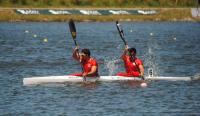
[0, 22, 200, 115]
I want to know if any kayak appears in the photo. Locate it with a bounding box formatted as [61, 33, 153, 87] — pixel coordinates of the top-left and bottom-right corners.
[23, 76, 143, 85]
[23, 75, 199, 85]
[147, 76, 194, 81]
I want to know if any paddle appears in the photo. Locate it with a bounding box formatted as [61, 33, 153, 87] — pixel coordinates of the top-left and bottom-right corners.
[116, 21, 144, 80]
[68, 19, 86, 81]
[116, 21, 127, 46]
[69, 19, 77, 46]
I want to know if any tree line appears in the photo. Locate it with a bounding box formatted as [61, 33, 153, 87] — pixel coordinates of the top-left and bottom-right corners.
[0, 0, 198, 7]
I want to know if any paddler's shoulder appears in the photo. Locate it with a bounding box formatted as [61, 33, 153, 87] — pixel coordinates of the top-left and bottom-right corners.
[90, 57, 97, 61]
[89, 57, 98, 63]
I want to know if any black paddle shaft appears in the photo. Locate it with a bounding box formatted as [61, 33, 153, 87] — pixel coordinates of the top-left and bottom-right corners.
[69, 19, 78, 46]
[68, 19, 81, 57]
[116, 21, 127, 46]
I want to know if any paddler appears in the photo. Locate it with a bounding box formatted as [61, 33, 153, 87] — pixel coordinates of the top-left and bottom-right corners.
[116, 45, 144, 78]
[70, 47, 99, 77]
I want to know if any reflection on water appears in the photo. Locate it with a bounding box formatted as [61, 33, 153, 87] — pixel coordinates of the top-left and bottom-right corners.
[80, 81, 99, 89]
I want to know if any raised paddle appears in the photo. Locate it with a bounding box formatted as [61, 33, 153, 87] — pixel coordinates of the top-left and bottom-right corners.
[68, 19, 86, 81]
[116, 21, 144, 80]
[116, 21, 127, 46]
[69, 19, 77, 46]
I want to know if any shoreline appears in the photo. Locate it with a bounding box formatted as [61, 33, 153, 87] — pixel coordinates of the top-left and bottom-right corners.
[0, 8, 199, 22]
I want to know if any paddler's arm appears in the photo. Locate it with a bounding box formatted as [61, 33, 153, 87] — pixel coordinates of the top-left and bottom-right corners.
[121, 45, 129, 59]
[82, 66, 97, 77]
[72, 46, 80, 61]
[138, 64, 144, 77]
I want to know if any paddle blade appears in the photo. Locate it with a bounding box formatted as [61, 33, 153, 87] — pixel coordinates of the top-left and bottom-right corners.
[116, 21, 127, 45]
[68, 19, 76, 39]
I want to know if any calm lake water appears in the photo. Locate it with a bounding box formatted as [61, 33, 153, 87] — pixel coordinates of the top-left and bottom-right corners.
[0, 22, 200, 115]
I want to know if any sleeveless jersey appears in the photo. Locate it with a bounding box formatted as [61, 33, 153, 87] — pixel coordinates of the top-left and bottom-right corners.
[123, 55, 143, 74]
[82, 58, 98, 77]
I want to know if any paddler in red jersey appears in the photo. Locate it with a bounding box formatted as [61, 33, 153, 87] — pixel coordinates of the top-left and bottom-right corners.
[70, 47, 99, 77]
[116, 45, 144, 78]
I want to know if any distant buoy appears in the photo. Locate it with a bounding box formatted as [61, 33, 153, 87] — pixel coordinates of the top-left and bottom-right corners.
[150, 33, 154, 36]
[43, 38, 48, 42]
[130, 29, 133, 32]
[141, 82, 147, 87]
[173, 37, 176, 40]
[33, 34, 37, 38]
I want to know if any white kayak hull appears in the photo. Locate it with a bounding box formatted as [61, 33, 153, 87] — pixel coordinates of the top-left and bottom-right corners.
[23, 76, 143, 85]
[147, 76, 193, 81]
[23, 75, 199, 85]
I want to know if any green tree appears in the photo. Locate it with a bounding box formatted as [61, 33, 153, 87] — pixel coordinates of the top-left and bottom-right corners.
[21, 0, 27, 5]
[60, 0, 66, 6]
[43, 0, 53, 6]
[75, 0, 80, 5]
[10, 0, 19, 4]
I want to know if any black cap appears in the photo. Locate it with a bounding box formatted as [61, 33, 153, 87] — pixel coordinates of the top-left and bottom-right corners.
[81, 48, 90, 56]
[128, 47, 137, 54]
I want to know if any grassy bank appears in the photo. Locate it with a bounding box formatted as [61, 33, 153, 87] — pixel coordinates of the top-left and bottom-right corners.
[0, 8, 199, 22]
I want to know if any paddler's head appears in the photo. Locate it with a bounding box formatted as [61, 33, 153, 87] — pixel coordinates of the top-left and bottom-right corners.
[128, 47, 136, 61]
[80, 48, 90, 62]
[128, 47, 136, 56]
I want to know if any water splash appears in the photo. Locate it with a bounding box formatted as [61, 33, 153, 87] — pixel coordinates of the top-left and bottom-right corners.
[143, 34, 160, 77]
[117, 44, 123, 50]
[105, 58, 121, 76]
[193, 73, 200, 80]
[144, 48, 158, 77]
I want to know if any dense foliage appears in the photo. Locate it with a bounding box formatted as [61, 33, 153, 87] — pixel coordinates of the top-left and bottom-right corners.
[0, 0, 198, 7]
